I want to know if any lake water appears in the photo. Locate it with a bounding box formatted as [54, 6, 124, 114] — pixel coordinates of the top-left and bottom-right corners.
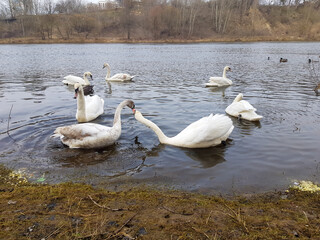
[0, 42, 319, 195]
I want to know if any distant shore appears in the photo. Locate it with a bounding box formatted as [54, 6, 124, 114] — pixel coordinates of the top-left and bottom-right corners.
[0, 36, 319, 44]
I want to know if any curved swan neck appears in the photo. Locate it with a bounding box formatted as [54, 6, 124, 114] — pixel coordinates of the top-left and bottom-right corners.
[83, 75, 90, 85]
[113, 100, 129, 126]
[135, 111, 169, 144]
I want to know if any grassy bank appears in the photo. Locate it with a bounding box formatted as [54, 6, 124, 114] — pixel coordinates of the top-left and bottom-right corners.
[0, 35, 318, 45]
[0, 165, 319, 239]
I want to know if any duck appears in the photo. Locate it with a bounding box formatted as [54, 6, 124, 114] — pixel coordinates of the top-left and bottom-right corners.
[52, 100, 135, 149]
[280, 58, 288, 63]
[309, 58, 319, 63]
[134, 110, 234, 148]
[205, 66, 232, 87]
[225, 93, 263, 121]
[103, 63, 135, 82]
[74, 83, 104, 123]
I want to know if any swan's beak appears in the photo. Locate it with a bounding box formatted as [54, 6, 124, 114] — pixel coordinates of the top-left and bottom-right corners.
[90, 75, 93, 80]
[102, 65, 105, 69]
[132, 108, 136, 114]
[74, 88, 79, 99]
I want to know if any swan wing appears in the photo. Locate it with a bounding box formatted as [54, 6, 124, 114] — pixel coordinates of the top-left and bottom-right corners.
[63, 75, 85, 85]
[226, 100, 256, 116]
[53, 123, 112, 148]
[172, 114, 233, 146]
[226, 100, 262, 121]
[85, 95, 105, 121]
[209, 77, 232, 86]
[109, 73, 133, 81]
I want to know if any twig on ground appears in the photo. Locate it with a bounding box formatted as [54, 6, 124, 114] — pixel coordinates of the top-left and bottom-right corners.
[192, 226, 211, 239]
[109, 213, 138, 237]
[88, 195, 125, 211]
[223, 203, 249, 234]
[79, 213, 138, 239]
[206, 210, 213, 224]
[43, 224, 64, 240]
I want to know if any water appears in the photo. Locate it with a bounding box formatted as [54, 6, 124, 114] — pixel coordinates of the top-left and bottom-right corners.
[0, 42, 319, 195]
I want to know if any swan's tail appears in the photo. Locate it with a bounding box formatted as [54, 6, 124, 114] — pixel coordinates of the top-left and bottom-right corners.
[51, 128, 62, 138]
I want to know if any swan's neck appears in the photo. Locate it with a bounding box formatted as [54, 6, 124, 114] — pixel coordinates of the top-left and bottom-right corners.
[83, 76, 90, 85]
[77, 89, 86, 121]
[112, 100, 129, 129]
[135, 112, 169, 144]
[223, 68, 227, 78]
[105, 65, 111, 79]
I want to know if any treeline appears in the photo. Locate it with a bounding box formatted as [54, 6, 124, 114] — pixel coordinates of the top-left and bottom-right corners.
[0, 0, 320, 41]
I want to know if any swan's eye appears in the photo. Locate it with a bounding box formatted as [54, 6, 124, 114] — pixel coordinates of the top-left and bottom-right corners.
[75, 88, 79, 93]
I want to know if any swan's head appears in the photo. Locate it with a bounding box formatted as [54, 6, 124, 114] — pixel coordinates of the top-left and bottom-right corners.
[84, 72, 93, 80]
[225, 66, 232, 72]
[102, 63, 110, 69]
[74, 83, 83, 99]
[125, 100, 135, 110]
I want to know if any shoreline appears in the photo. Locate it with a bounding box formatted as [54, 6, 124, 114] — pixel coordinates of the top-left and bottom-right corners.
[0, 165, 319, 239]
[0, 36, 319, 44]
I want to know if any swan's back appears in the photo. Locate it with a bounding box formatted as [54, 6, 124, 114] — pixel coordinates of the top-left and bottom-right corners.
[85, 95, 104, 120]
[63, 75, 86, 85]
[76, 95, 104, 122]
[54, 123, 117, 149]
[108, 73, 134, 81]
[171, 114, 234, 148]
[209, 77, 232, 87]
[225, 98, 263, 121]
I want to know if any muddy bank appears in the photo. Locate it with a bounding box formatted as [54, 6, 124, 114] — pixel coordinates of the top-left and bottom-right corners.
[0, 165, 319, 239]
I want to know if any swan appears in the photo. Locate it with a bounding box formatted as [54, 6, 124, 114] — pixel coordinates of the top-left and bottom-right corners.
[205, 66, 232, 87]
[63, 72, 93, 86]
[134, 110, 234, 148]
[225, 93, 263, 121]
[74, 83, 104, 123]
[103, 63, 135, 82]
[52, 100, 135, 149]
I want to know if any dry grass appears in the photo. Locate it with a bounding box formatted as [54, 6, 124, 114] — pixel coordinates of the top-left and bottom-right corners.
[0, 165, 320, 239]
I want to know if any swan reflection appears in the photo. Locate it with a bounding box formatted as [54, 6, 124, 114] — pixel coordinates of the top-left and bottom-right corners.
[182, 144, 228, 168]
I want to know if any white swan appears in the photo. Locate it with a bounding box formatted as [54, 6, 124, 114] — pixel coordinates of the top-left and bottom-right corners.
[134, 110, 234, 148]
[63, 72, 93, 86]
[52, 100, 135, 149]
[74, 83, 104, 123]
[205, 66, 232, 87]
[225, 93, 263, 121]
[103, 63, 135, 82]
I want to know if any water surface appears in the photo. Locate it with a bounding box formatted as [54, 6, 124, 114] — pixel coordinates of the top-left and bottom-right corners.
[0, 42, 319, 194]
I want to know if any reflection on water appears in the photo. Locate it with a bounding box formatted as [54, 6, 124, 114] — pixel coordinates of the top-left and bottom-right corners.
[183, 146, 226, 168]
[0, 42, 320, 194]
